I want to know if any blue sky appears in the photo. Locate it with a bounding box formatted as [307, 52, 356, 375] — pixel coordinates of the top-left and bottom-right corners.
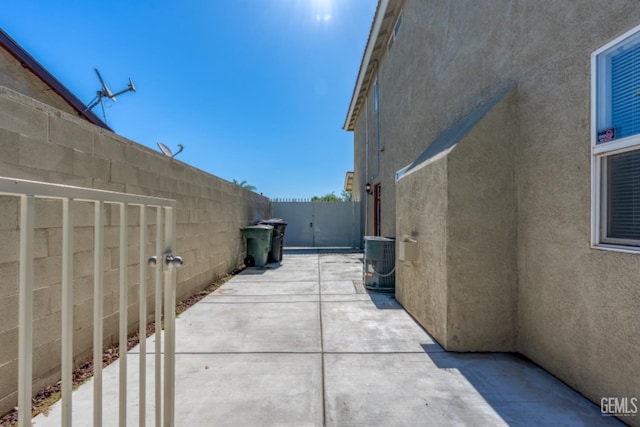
[1, 1, 376, 199]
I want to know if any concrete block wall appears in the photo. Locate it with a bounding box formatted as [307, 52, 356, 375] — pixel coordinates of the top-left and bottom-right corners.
[0, 85, 270, 415]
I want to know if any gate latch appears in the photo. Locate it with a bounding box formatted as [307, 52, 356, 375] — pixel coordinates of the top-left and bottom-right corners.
[148, 254, 184, 268]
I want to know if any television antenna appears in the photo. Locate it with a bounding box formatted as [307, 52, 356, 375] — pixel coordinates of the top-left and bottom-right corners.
[85, 68, 136, 123]
[157, 142, 184, 158]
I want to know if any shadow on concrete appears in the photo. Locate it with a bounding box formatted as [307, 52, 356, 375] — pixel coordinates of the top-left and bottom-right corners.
[420, 342, 446, 353]
[420, 346, 621, 425]
[238, 267, 267, 275]
[239, 263, 282, 275]
[368, 292, 403, 310]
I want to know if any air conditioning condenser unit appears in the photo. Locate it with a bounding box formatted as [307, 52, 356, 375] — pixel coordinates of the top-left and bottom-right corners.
[363, 236, 395, 292]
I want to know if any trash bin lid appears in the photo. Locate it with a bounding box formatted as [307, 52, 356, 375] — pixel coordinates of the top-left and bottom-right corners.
[259, 218, 288, 225]
[242, 224, 273, 231]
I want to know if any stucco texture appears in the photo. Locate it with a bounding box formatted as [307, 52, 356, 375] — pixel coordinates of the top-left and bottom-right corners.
[396, 88, 517, 352]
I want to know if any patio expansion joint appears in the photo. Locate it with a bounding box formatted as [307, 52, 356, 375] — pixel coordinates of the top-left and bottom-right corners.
[321, 351, 440, 355]
[226, 279, 320, 283]
[171, 351, 323, 355]
[317, 254, 327, 427]
[134, 351, 436, 355]
[198, 299, 319, 304]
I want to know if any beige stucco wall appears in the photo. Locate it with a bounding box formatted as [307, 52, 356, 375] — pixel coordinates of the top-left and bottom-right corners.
[350, 0, 640, 420]
[395, 156, 448, 343]
[0, 85, 270, 415]
[396, 89, 518, 352]
[445, 89, 518, 352]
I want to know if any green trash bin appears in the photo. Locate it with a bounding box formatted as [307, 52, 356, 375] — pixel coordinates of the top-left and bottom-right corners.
[241, 224, 273, 267]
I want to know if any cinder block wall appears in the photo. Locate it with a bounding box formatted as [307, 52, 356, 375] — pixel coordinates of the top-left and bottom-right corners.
[0, 85, 270, 415]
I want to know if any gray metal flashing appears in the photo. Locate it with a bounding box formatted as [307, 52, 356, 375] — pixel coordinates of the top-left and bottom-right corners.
[399, 85, 516, 179]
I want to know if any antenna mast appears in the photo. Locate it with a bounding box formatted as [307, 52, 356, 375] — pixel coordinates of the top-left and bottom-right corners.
[86, 68, 136, 123]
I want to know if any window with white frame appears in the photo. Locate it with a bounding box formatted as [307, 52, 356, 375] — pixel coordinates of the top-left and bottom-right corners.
[593, 24, 640, 249]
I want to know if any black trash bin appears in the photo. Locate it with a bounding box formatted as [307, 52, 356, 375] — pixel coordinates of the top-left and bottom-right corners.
[258, 218, 288, 263]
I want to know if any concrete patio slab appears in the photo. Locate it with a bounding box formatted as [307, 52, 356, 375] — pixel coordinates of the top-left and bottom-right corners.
[32, 252, 622, 426]
[319, 255, 363, 282]
[320, 280, 360, 295]
[320, 266, 363, 281]
[231, 267, 319, 282]
[204, 280, 319, 296]
[175, 353, 322, 427]
[322, 296, 443, 353]
[174, 299, 321, 353]
[32, 355, 154, 427]
[318, 253, 363, 263]
[34, 353, 323, 427]
[202, 294, 319, 304]
[320, 293, 381, 302]
[324, 353, 615, 426]
[276, 257, 319, 268]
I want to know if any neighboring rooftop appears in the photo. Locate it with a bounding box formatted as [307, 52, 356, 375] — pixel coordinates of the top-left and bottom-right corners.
[0, 28, 111, 131]
[343, 171, 354, 192]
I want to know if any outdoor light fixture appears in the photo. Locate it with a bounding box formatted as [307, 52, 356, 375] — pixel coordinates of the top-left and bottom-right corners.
[365, 182, 372, 194]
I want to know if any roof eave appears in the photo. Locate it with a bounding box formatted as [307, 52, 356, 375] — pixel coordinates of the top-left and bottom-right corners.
[343, 0, 390, 132]
[344, 171, 354, 192]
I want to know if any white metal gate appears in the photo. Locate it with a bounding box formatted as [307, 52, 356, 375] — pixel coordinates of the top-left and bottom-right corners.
[272, 201, 361, 247]
[0, 177, 179, 427]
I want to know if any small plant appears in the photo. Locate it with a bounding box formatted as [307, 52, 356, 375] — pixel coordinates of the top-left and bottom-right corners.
[232, 179, 257, 191]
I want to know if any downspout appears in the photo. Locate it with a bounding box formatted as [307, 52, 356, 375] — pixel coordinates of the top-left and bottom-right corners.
[367, 61, 381, 237]
[375, 67, 381, 178]
[370, 59, 381, 179]
[364, 94, 369, 237]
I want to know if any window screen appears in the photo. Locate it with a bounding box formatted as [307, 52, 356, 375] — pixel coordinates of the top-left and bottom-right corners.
[607, 150, 640, 242]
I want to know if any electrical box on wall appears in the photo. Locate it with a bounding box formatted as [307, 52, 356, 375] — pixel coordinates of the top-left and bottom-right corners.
[399, 238, 418, 262]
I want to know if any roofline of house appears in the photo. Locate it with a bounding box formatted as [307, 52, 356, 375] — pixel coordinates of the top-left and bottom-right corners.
[344, 171, 354, 192]
[0, 28, 112, 131]
[342, 0, 389, 132]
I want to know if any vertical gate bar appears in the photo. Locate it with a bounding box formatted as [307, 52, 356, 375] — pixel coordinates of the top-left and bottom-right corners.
[139, 205, 147, 427]
[18, 195, 34, 427]
[93, 201, 105, 427]
[119, 203, 128, 427]
[162, 207, 176, 427]
[154, 207, 163, 427]
[61, 198, 74, 427]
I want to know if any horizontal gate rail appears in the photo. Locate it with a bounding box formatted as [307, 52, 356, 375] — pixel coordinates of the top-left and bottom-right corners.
[0, 176, 175, 206]
[0, 177, 178, 427]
